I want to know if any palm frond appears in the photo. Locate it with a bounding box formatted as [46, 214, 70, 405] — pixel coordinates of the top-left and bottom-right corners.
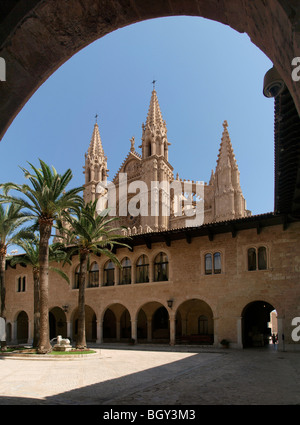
[49, 266, 70, 284]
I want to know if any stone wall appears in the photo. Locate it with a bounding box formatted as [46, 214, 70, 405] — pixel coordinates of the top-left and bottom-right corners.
[4, 220, 300, 350]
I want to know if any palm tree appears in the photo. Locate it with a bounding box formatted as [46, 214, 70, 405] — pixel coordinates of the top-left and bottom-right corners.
[10, 235, 71, 347]
[0, 202, 33, 348]
[0, 159, 83, 353]
[60, 201, 129, 349]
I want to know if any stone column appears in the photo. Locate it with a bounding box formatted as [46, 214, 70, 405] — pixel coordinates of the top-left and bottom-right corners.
[169, 313, 176, 346]
[98, 320, 103, 344]
[116, 321, 121, 341]
[27, 320, 33, 345]
[236, 317, 243, 349]
[131, 320, 137, 342]
[149, 261, 154, 283]
[213, 316, 219, 347]
[67, 321, 72, 340]
[277, 317, 284, 351]
[114, 266, 118, 285]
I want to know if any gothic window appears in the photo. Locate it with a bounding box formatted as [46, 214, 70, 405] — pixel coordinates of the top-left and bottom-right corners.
[205, 252, 221, 275]
[136, 255, 149, 283]
[87, 168, 91, 182]
[248, 247, 267, 271]
[88, 262, 99, 287]
[17, 276, 26, 292]
[119, 257, 131, 285]
[214, 252, 221, 274]
[205, 254, 212, 275]
[74, 265, 80, 289]
[154, 252, 169, 281]
[103, 260, 115, 286]
[258, 247, 267, 270]
[248, 248, 256, 271]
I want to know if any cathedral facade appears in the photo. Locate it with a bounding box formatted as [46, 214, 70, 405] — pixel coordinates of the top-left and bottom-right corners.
[3, 90, 300, 352]
[83, 88, 250, 233]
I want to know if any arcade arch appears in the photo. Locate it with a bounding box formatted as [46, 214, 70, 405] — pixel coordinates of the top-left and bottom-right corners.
[242, 301, 277, 348]
[175, 299, 214, 345]
[137, 302, 170, 343]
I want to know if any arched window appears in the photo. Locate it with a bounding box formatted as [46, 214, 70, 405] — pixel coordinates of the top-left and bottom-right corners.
[248, 247, 267, 271]
[205, 254, 212, 275]
[119, 257, 131, 285]
[87, 168, 91, 182]
[213, 252, 221, 274]
[74, 265, 80, 289]
[17, 276, 26, 292]
[205, 252, 222, 275]
[258, 246, 267, 270]
[154, 252, 169, 281]
[136, 255, 149, 283]
[248, 248, 257, 271]
[88, 262, 99, 287]
[103, 260, 115, 286]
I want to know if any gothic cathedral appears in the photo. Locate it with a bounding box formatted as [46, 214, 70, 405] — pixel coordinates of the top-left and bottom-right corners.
[83, 87, 250, 231]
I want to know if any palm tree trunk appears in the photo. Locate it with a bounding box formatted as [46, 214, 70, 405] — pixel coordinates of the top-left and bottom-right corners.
[76, 251, 88, 349]
[37, 219, 52, 354]
[0, 254, 6, 319]
[32, 268, 40, 348]
[0, 249, 7, 350]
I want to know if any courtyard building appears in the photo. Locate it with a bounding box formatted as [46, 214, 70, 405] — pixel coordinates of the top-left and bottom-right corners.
[4, 88, 300, 352]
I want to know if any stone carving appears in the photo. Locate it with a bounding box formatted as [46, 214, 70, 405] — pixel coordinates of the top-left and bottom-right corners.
[53, 335, 72, 351]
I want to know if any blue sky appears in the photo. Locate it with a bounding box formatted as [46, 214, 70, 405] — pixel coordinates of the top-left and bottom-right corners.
[0, 16, 274, 220]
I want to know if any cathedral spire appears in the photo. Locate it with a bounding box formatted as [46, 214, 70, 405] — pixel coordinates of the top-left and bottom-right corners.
[83, 120, 108, 204]
[141, 87, 170, 160]
[212, 120, 249, 221]
[87, 121, 105, 159]
[145, 88, 166, 131]
[216, 120, 238, 172]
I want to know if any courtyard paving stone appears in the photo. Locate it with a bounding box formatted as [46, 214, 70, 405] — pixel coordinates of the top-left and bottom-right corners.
[0, 344, 299, 405]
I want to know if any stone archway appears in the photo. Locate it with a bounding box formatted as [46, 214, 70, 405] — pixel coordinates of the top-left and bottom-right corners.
[16, 311, 29, 344]
[0, 0, 299, 141]
[72, 305, 97, 342]
[176, 299, 214, 345]
[49, 307, 67, 340]
[102, 303, 131, 342]
[242, 300, 277, 348]
[137, 301, 170, 343]
[103, 308, 116, 340]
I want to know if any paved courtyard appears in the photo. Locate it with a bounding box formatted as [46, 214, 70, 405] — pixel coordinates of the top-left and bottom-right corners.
[0, 344, 299, 405]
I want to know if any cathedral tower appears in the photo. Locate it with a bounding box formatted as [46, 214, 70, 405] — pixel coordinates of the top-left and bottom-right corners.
[140, 86, 173, 231]
[212, 120, 249, 221]
[140, 87, 170, 161]
[83, 120, 108, 204]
